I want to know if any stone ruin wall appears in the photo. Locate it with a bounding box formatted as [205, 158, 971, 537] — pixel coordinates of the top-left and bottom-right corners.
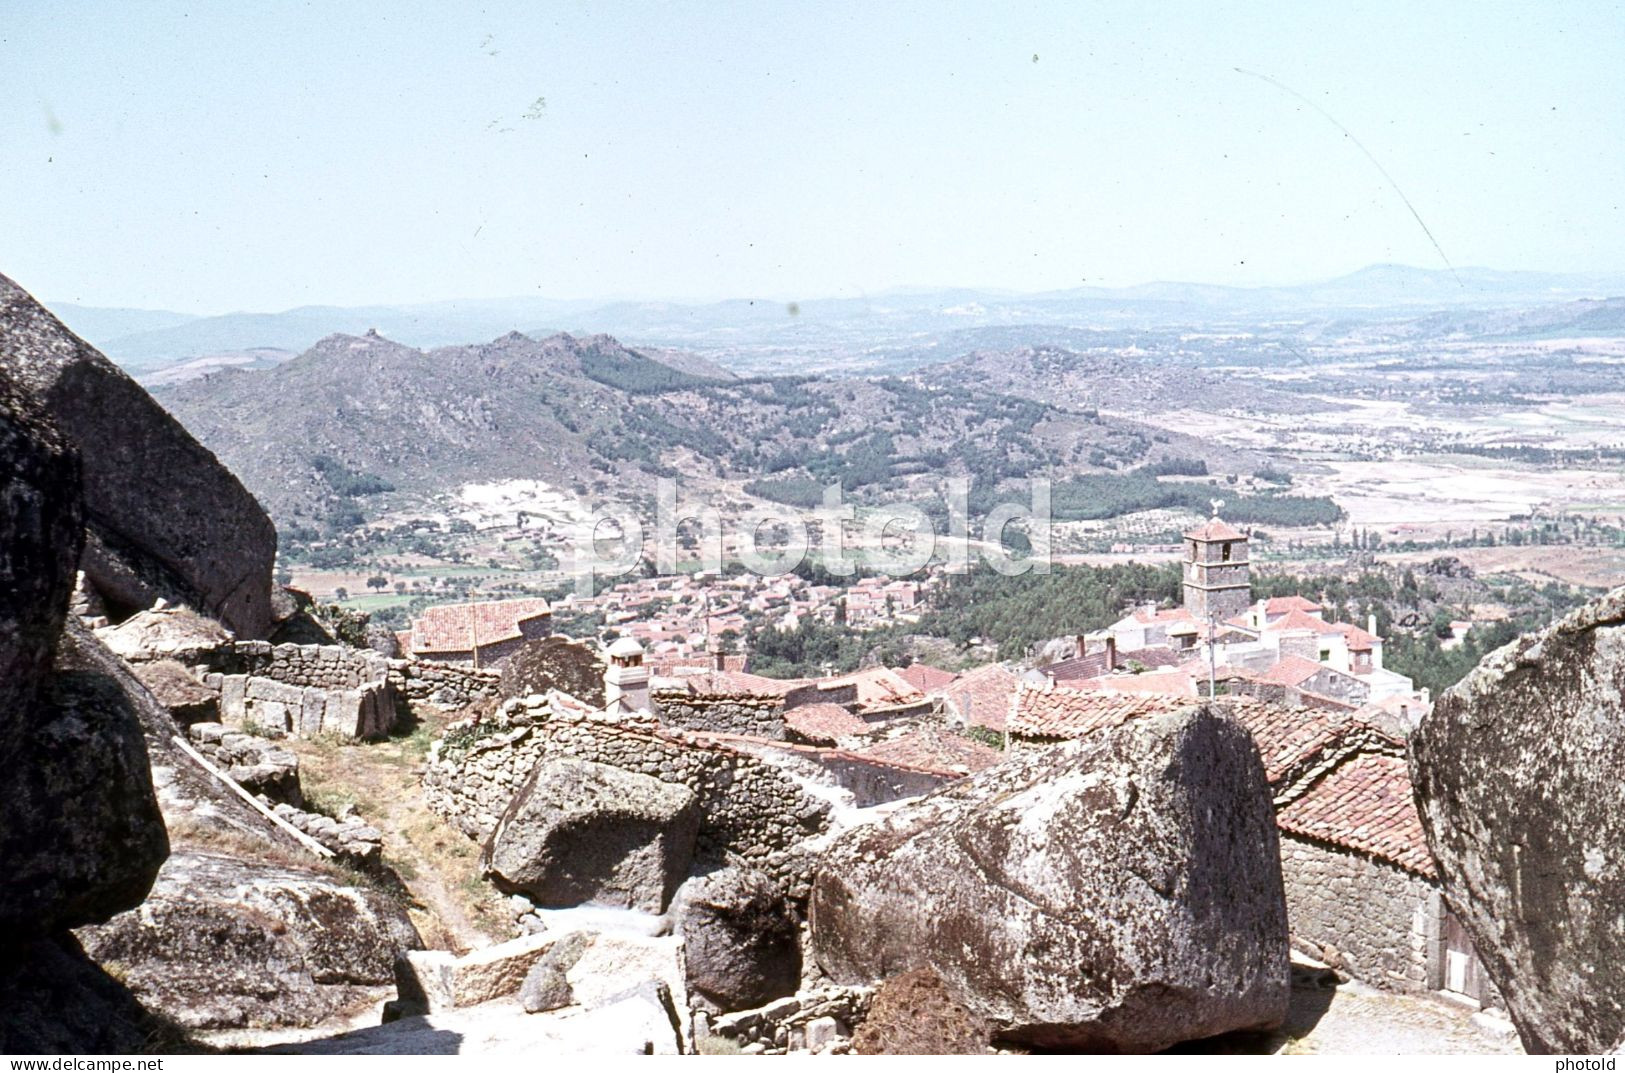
[1279, 832, 1438, 993]
[206, 641, 398, 740]
[423, 707, 835, 900]
[199, 642, 500, 740]
[389, 658, 502, 712]
[652, 689, 786, 739]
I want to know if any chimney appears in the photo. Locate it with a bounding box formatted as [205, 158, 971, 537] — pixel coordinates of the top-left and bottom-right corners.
[604, 637, 650, 716]
[1076, 634, 1088, 660]
[712, 649, 727, 672]
[1367, 613, 1378, 637]
[1253, 598, 1266, 630]
[1105, 634, 1117, 670]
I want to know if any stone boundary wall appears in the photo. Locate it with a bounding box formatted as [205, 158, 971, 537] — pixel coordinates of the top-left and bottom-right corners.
[813, 752, 953, 807]
[217, 640, 392, 689]
[653, 689, 786, 739]
[423, 706, 834, 899]
[1280, 831, 1437, 992]
[390, 659, 502, 712]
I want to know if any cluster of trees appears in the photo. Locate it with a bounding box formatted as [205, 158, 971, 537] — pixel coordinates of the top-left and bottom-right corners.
[1048, 472, 1342, 526]
[578, 346, 714, 393]
[911, 562, 1184, 659]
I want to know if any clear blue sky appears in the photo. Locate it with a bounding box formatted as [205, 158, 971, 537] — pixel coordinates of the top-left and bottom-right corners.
[3, 1, 1621, 313]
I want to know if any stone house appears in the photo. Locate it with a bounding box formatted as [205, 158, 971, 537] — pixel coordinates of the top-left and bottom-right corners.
[404, 598, 553, 668]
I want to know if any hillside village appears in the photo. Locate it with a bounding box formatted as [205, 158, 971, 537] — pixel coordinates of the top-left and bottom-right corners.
[5, 261, 1625, 1059]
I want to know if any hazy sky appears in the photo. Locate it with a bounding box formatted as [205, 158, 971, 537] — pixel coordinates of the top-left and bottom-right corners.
[3, 2, 1622, 313]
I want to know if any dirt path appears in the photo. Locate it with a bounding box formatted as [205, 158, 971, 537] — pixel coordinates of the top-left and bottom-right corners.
[287, 714, 509, 954]
[1274, 975, 1521, 1055]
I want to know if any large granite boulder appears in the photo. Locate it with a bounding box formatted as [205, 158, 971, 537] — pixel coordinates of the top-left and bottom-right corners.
[676, 867, 801, 1013]
[483, 759, 700, 913]
[3, 622, 171, 934]
[1411, 590, 1625, 1054]
[0, 934, 194, 1054]
[0, 272, 276, 638]
[0, 377, 167, 935]
[0, 369, 82, 756]
[499, 636, 606, 706]
[809, 705, 1290, 1052]
[78, 850, 421, 1030]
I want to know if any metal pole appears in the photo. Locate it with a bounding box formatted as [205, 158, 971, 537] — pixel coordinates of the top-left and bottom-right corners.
[1208, 611, 1217, 699]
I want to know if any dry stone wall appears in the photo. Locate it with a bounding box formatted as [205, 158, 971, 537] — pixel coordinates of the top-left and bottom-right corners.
[203, 640, 398, 740]
[424, 699, 835, 899]
[1279, 833, 1436, 992]
[390, 659, 501, 712]
[653, 690, 786, 739]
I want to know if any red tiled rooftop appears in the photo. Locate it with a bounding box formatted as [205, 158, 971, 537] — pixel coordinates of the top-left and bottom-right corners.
[817, 666, 926, 711]
[410, 598, 552, 654]
[1264, 596, 1323, 616]
[1261, 609, 1339, 636]
[942, 663, 1021, 731]
[784, 702, 871, 745]
[855, 726, 1002, 774]
[1257, 654, 1329, 688]
[1008, 684, 1195, 740]
[1084, 668, 1201, 697]
[676, 670, 809, 697]
[1330, 621, 1382, 649]
[898, 662, 958, 693]
[1276, 752, 1435, 877]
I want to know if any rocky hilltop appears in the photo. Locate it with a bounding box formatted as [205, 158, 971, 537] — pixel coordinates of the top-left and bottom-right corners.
[0, 273, 277, 637]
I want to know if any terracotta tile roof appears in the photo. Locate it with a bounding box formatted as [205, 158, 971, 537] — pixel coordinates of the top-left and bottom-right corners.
[1083, 668, 1201, 697]
[1184, 518, 1246, 541]
[817, 666, 926, 711]
[898, 663, 958, 693]
[784, 702, 871, 745]
[409, 598, 552, 654]
[1219, 698, 1351, 785]
[1330, 621, 1381, 649]
[1261, 609, 1339, 636]
[1264, 596, 1323, 615]
[1043, 649, 1116, 682]
[1276, 752, 1435, 878]
[1008, 684, 1196, 740]
[675, 670, 808, 697]
[1257, 654, 1328, 688]
[941, 663, 1021, 730]
[855, 726, 1002, 774]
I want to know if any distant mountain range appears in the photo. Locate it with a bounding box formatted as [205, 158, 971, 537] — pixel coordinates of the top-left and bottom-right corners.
[148, 330, 1253, 532]
[55, 265, 1625, 374]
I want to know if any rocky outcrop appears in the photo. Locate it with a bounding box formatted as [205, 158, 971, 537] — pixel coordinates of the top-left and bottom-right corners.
[676, 867, 800, 1014]
[0, 375, 172, 1051]
[4, 623, 172, 934]
[0, 272, 276, 637]
[1411, 590, 1625, 1054]
[499, 636, 606, 707]
[100, 605, 234, 665]
[809, 705, 1290, 1052]
[133, 659, 221, 724]
[483, 759, 700, 913]
[78, 850, 420, 1030]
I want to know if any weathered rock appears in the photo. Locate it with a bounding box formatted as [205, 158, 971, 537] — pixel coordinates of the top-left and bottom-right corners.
[499, 636, 606, 707]
[1411, 590, 1625, 1054]
[809, 705, 1290, 1052]
[398, 931, 557, 1012]
[77, 850, 421, 1030]
[519, 932, 591, 1013]
[134, 658, 221, 724]
[0, 272, 277, 638]
[0, 368, 82, 761]
[1, 621, 170, 934]
[483, 759, 700, 912]
[99, 606, 233, 665]
[0, 933, 194, 1054]
[676, 867, 800, 1013]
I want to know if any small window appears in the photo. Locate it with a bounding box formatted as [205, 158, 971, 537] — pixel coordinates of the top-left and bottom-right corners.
[1221, 542, 1232, 562]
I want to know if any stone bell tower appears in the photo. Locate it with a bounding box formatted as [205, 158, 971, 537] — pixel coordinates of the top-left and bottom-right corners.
[1182, 505, 1251, 620]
